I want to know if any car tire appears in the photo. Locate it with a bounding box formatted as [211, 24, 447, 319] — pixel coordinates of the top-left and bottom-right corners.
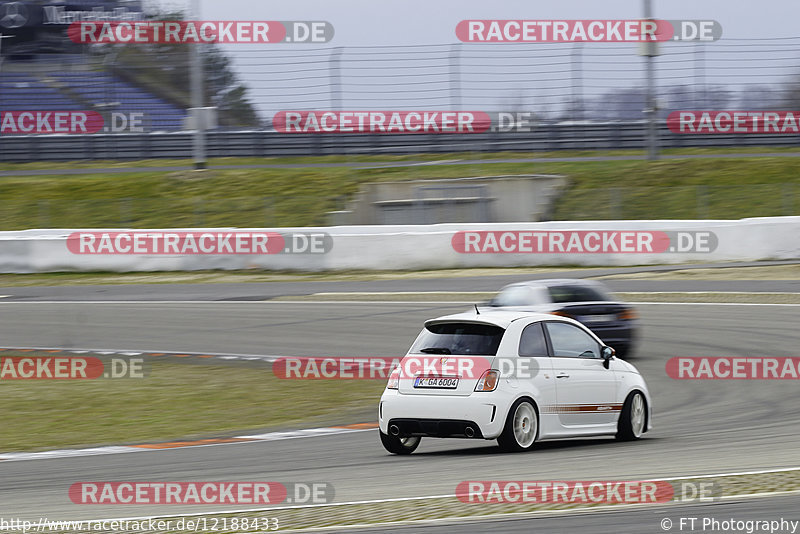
[497, 398, 539, 452]
[616, 391, 647, 441]
[380, 431, 421, 455]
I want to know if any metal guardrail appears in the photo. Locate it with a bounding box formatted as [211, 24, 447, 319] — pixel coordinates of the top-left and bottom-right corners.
[1, 124, 799, 162]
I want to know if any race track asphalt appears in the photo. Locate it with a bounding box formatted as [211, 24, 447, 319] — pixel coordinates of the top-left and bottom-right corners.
[0, 299, 798, 526]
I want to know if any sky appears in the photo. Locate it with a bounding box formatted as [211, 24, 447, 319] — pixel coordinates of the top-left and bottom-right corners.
[147, 1, 800, 119]
[152, 0, 797, 44]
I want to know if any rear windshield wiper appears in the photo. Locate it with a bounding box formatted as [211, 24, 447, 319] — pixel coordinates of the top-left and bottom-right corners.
[419, 347, 452, 354]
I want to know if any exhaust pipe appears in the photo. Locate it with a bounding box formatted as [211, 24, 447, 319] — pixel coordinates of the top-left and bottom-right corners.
[464, 426, 475, 438]
[389, 425, 400, 436]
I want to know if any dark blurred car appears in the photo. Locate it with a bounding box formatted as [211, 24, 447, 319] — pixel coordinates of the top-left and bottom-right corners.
[485, 279, 638, 357]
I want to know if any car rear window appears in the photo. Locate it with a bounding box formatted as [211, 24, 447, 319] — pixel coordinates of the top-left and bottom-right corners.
[491, 285, 539, 306]
[547, 285, 612, 303]
[410, 322, 505, 356]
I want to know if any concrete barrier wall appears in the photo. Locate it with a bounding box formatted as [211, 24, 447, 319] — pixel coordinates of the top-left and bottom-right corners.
[0, 216, 797, 273]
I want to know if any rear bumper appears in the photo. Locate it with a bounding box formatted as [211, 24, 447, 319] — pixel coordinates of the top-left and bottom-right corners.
[379, 390, 506, 439]
[387, 418, 484, 438]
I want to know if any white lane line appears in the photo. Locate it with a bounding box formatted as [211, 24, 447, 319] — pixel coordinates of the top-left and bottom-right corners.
[0, 300, 461, 304]
[0, 300, 797, 306]
[237, 427, 371, 441]
[621, 291, 800, 295]
[166, 465, 800, 513]
[309, 291, 800, 297]
[634, 302, 800, 307]
[0, 346, 283, 361]
[309, 292, 490, 296]
[272, 489, 800, 533]
[273, 490, 800, 532]
[265, 301, 800, 307]
[76, 481, 800, 527]
[0, 428, 374, 463]
[0, 446, 144, 462]
[276, 301, 800, 307]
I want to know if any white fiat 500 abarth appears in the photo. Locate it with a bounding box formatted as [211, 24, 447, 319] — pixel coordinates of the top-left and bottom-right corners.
[379, 310, 651, 454]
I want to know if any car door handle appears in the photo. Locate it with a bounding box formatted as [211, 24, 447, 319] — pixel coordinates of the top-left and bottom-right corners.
[556, 373, 570, 379]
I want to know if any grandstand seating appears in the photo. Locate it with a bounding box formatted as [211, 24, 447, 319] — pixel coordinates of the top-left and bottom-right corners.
[0, 73, 82, 112]
[53, 72, 187, 130]
[1, 71, 187, 131]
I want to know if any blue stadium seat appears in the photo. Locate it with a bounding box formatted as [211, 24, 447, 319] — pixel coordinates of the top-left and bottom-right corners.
[52, 72, 188, 131]
[0, 71, 188, 131]
[0, 74, 83, 111]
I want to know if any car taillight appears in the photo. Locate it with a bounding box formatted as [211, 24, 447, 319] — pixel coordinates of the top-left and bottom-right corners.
[618, 308, 638, 320]
[550, 311, 572, 318]
[386, 368, 400, 389]
[475, 370, 499, 392]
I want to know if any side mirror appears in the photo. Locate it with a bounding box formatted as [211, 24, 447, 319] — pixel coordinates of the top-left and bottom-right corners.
[601, 346, 615, 369]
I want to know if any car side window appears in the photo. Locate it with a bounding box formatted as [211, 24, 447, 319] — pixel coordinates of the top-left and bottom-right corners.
[545, 322, 601, 359]
[518, 322, 549, 357]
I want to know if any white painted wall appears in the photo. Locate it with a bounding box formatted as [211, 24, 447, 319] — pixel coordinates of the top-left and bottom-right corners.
[0, 217, 796, 273]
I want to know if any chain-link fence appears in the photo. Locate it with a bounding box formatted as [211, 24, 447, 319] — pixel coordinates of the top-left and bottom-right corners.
[239, 38, 800, 123]
[2, 38, 800, 131]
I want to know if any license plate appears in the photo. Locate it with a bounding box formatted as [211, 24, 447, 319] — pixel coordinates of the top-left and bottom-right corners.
[414, 377, 460, 389]
[583, 314, 615, 323]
